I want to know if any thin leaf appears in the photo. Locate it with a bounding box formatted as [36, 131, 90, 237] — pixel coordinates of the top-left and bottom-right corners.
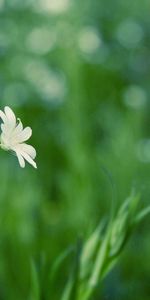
[29, 260, 40, 300]
[134, 206, 150, 224]
[101, 256, 118, 280]
[80, 223, 112, 300]
[50, 246, 74, 283]
[61, 240, 82, 300]
[80, 220, 105, 280]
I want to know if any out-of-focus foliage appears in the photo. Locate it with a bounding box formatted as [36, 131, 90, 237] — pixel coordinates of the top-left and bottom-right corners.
[60, 193, 150, 300]
[0, 0, 149, 299]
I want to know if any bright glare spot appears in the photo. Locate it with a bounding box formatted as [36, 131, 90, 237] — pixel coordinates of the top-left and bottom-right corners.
[136, 139, 150, 163]
[41, 73, 66, 102]
[78, 27, 102, 54]
[123, 85, 147, 109]
[35, 0, 70, 14]
[26, 27, 56, 55]
[23, 59, 66, 103]
[116, 20, 144, 48]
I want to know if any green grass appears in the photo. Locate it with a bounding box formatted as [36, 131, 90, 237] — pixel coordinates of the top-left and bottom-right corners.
[0, 0, 150, 299]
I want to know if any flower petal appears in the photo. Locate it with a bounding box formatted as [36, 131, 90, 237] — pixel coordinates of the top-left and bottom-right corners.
[0, 110, 7, 123]
[19, 143, 36, 159]
[1, 124, 5, 132]
[16, 127, 32, 143]
[16, 151, 25, 168]
[4, 106, 16, 127]
[21, 151, 37, 168]
[0, 106, 37, 169]
[11, 120, 23, 139]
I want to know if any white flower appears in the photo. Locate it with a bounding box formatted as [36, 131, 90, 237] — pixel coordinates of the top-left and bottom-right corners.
[0, 106, 37, 169]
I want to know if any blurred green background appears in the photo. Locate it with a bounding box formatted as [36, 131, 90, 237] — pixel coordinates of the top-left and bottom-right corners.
[0, 0, 150, 299]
